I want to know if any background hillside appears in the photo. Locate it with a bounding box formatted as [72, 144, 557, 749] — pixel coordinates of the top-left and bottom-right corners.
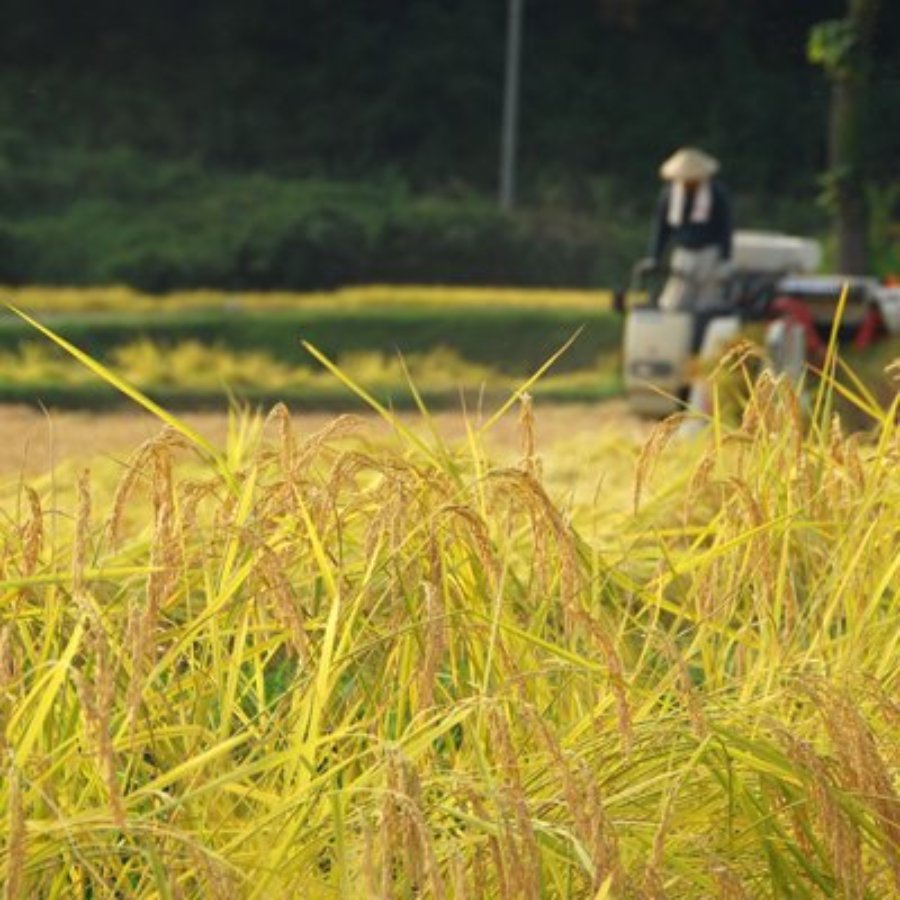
[0, 0, 898, 289]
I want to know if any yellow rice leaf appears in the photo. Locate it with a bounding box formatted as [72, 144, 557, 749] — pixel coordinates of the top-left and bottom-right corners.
[3, 302, 234, 489]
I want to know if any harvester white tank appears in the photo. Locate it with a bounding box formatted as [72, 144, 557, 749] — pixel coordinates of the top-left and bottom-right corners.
[623, 309, 694, 416]
[875, 285, 900, 334]
[731, 231, 822, 274]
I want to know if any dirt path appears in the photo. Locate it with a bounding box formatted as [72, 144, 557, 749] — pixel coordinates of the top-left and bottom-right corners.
[0, 400, 650, 480]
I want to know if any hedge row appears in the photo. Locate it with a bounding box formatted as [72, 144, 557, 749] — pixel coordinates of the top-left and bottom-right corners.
[0, 152, 647, 292]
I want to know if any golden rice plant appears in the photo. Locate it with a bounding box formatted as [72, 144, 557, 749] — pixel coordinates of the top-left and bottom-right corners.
[0, 312, 897, 897]
[0, 284, 611, 314]
[0, 339, 616, 401]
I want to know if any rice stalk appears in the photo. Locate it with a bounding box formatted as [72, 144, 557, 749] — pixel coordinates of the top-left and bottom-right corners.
[4, 762, 25, 900]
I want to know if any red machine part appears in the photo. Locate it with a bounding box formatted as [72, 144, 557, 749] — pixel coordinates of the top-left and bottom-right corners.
[769, 294, 885, 356]
[852, 306, 884, 350]
[768, 296, 826, 359]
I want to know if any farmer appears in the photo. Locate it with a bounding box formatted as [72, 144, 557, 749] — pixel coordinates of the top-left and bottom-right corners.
[641, 147, 733, 311]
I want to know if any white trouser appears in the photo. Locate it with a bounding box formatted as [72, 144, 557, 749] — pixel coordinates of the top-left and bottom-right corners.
[658, 246, 725, 312]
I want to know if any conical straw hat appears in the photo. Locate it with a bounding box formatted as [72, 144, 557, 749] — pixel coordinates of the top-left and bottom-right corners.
[659, 147, 719, 180]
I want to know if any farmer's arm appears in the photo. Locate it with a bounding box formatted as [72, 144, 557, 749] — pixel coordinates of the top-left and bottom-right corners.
[649, 187, 671, 262]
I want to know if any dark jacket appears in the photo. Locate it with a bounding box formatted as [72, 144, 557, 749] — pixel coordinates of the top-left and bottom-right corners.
[649, 179, 733, 262]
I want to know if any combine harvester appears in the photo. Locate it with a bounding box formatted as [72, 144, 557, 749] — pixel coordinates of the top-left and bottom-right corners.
[619, 230, 900, 417]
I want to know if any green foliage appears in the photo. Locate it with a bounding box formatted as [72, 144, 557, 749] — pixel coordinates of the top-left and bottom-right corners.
[0, 3, 895, 289]
[867, 181, 900, 275]
[0, 147, 636, 290]
[815, 165, 857, 218]
[808, 19, 860, 79]
[0, 144, 834, 292]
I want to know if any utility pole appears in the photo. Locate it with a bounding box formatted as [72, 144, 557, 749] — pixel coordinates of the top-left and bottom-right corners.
[499, 0, 524, 211]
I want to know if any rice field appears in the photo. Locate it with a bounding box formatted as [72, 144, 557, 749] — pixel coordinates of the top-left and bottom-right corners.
[0, 286, 623, 411]
[0, 311, 898, 898]
[0, 284, 613, 315]
[0, 341, 620, 411]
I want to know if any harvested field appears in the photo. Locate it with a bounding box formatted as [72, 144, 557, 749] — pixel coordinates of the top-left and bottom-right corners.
[0, 400, 648, 476]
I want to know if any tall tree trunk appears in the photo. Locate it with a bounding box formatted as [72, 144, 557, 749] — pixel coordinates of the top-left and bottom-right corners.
[829, 77, 869, 273]
[821, 0, 880, 274]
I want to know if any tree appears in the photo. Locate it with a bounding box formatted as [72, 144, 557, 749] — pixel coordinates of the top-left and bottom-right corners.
[808, 0, 881, 274]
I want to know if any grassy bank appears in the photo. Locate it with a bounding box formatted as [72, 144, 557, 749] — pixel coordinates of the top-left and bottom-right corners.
[0, 306, 620, 373]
